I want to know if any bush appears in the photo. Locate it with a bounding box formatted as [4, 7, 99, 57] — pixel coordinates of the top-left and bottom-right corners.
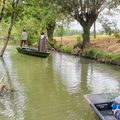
[83, 48, 120, 64]
[28, 33, 38, 45]
[94, 51, 105, 58]
[83, 49, 96, 58]
[114, 31, 120, 38]
[76, 36, 82, 43]
[109, 54, 120, 62]
[60, 45, 72, 53]
[74, 36, 82, 48]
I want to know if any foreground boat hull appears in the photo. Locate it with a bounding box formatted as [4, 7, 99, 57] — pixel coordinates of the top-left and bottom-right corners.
[16, 47, 50, 58]
[85, 93, 120, 120]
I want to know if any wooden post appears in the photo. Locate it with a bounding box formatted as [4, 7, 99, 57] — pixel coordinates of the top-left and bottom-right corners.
[94, 22, 96, 39]
[0, 74, 5, 83]
[0, 74, 6, 92]
[61, 20, 63, 46]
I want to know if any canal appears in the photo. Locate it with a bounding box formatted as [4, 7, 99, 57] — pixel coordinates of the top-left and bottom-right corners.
[0, 46, 120, 120]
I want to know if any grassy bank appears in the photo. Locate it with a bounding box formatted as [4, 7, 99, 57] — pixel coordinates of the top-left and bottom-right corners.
[82, 48, 120, 65]
[55, 35, 120, 66]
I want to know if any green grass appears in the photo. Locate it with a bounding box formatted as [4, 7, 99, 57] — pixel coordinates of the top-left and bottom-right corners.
[59, 45, 73, 53]
[83, 48, 120, 64]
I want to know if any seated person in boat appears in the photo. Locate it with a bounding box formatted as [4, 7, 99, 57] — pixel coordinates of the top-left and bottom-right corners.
[20, 29, 28, 47]
[38, 32, 47, 52]
[114, 110, 120, 120]
[112, 96, 120, 120]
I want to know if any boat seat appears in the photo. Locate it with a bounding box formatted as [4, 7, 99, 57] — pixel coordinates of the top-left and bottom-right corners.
[100, 110, 114, 120]
[100, 110, 113, 116]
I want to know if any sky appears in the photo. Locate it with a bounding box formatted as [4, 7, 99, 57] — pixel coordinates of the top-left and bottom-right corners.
[69, 8, 120, 32]
[70, 20, 102, 32]
[70, 18, 120, 32]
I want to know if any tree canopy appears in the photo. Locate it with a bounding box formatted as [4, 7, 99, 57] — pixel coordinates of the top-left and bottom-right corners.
[0, 0, 120, 56]
[50, 0, 120, 48]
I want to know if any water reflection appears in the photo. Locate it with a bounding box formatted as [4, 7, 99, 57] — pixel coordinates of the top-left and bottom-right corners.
[52, 53, 120, 94]
[0, 51, 26, 120]
[0, 48, 120, 120]
[87, 63, 120, 93]
[53, 53, 82, 94]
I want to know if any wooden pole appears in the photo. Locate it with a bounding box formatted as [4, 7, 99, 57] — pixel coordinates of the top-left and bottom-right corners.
[0, 74, 5, 83]
[94, 21, 96, 39]
[61, 20, 63, 46]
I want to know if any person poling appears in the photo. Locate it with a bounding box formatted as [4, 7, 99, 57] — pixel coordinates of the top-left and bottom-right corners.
[38, 32, 47, 52]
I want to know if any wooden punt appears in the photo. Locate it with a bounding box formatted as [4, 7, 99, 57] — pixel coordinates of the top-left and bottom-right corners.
[84, 93, 120, 120]
[16, 46, 50, 58]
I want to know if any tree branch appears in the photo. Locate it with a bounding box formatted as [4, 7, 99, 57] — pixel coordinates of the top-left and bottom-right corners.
[0, 0, 6, 23]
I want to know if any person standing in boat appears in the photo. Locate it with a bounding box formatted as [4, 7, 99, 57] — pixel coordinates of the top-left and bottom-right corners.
[20, 29, 27, 47]
[38, 32, 47, 52]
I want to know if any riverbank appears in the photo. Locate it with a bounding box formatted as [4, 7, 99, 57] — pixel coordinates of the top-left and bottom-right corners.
[55, 35, 120, 66]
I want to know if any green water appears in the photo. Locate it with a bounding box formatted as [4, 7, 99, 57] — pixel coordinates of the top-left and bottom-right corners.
[0, 46, 120, 120]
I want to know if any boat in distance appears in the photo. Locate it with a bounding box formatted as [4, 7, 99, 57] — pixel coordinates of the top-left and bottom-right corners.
[16, 46, 50, 58]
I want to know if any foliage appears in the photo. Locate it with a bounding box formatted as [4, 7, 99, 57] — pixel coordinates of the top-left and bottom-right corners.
[103, 22, 116, 36]
[74, 36, 82, 48]
[114, 31, 120, 38]
[54, 27, 80, 37]
[83, 48, 120, 64]
[83, 49, 97, 58]
[27, 32, 38, 45]
[60, 45, 72, 53]
[50, 0, 118, 48]
[3, 1, 24, 22]
[99, 16, 118, 36]
[19, 0, 65, 42]
[76, 36, 82, 43]
[1, 0, 120, 51]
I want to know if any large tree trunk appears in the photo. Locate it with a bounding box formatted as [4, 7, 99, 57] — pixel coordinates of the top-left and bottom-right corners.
[0, 0, 6, 23]
[0, 0, 18, 57]
[81, 25, 90, 49]
[46, 22, 61, 51]
[76, 12, 98, 50]
[46, 21, 56, 42]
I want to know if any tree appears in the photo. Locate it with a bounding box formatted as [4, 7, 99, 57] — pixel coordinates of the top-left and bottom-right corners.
[50, 0, 118, 49]
[101, 20, 117, 36]
[24, 0, 63, 43]
[0, 0, 19, 57]
[37, 3, 57, 42]
[98, 7, 119, 36]
[39, 2, 64, 43]
[0, 0, 6, 22]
